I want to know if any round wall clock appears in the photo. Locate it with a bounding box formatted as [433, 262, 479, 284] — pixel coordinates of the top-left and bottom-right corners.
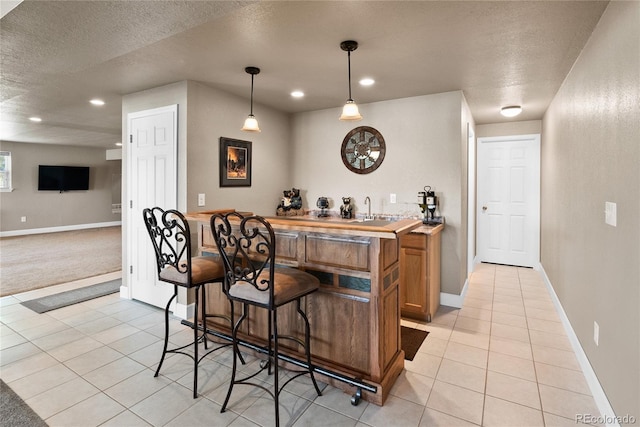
[341, 126, 386, 174]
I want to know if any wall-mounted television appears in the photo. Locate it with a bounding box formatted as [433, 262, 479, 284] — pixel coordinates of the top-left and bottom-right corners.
[38, 165, 90, 192]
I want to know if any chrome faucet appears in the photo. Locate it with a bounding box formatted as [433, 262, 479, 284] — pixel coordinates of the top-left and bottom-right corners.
[364, 196, 373, 220]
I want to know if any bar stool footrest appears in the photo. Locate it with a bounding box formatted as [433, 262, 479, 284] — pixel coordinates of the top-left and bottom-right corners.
[182, 319, 378, 401]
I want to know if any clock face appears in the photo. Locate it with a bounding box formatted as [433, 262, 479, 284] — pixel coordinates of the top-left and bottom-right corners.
[341, 126, 386, 174]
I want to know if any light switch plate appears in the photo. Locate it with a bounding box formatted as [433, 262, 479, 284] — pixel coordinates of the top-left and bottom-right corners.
[605, 202, 616, 226]
[390, 193, 397, 204]
[198, 193, 205, 207]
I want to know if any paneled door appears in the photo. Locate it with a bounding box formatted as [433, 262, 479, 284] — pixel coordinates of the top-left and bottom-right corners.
[477, 135, 540, 267]
[126, 105, 178, 309]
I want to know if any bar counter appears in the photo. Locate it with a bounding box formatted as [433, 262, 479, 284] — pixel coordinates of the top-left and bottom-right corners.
[186, 211, 422, 405]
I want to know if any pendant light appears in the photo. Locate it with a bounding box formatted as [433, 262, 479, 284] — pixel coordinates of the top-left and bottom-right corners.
[242, 66, 261, 132]
[339, 40, 362, 121]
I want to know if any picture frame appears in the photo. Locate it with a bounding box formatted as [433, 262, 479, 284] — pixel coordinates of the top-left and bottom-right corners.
[219, 137, 252, 187]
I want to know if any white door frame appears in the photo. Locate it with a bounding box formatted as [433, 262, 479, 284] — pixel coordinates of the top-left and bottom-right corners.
[124, 104, 178, 310]
[467, 124, 476, 275]
[476, 134, 540, 267]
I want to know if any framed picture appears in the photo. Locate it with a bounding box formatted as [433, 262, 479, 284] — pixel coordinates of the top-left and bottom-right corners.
[219, 137, 252, 187]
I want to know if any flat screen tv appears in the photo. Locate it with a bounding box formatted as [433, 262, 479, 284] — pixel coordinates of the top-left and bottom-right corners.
[38, 165, 90, 191]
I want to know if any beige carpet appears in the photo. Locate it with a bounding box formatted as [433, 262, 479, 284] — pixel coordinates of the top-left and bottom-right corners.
[0, 227, 122, 297]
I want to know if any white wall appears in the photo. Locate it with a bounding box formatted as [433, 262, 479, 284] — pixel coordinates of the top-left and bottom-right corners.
[476, 120, 541, 138]
[291, 91, 470, 295]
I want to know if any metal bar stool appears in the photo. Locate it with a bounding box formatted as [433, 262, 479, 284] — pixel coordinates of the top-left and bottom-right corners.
[210, 212, 322, 427]
[142, 207, 239, 398]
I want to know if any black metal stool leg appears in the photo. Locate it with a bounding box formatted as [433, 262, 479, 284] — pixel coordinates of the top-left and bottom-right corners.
[201, 285, 208, 350]
[221, 303, 248, 413]
[192, 284, 200, 398]
[297, 298, 322, 396]
[267, 307, 273, 376]
[273, 308, 280, 427]
[229, 300, 246, 366]
[154, 287, 178, 378]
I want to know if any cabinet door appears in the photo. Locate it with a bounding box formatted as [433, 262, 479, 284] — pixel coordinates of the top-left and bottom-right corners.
[399, 246, 427, 314]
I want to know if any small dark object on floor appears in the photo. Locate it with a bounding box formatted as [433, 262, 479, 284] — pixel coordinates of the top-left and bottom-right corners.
[401, 326, 429, 361]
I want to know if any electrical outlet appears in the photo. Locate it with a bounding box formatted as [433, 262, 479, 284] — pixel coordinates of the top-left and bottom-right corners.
[594, 321, 599, 346]
[198, 193, 205, 207]
[390, 193, 397, 204]
[21, 216, 27, 222]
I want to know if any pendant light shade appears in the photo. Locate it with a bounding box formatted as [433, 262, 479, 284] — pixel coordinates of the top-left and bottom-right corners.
[340, 100, 362, 121]
[242, 66, 261, 132]
[242, 115, 260, 132]
[339, 40, 362, 121]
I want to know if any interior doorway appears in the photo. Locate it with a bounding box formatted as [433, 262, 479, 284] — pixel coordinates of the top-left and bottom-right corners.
[476, 134, 540, 267]
[126, 104, 178, 309]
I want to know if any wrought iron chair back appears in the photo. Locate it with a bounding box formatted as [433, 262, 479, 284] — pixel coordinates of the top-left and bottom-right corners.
[142, 207, 194, 287]
[142, 206, 236, 399]
[209, 211, 322, 427]
[211, 212, 276, 308]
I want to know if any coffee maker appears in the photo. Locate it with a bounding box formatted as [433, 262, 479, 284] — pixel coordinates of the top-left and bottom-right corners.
[418, 185, 441, 224]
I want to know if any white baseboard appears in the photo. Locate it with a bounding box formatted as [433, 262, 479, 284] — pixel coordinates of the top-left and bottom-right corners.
[536, 263, 619, 427]
[173, 302, 194, 321]
[0, 221, 122, 237]
[440, 279, 469, 308]
[119, 285, 131, 300]
[440, 257, 476, 308]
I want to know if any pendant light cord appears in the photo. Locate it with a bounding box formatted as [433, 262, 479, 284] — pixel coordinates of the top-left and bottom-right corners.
[347, 50, 353, 101]
[250, 74, 255, 115]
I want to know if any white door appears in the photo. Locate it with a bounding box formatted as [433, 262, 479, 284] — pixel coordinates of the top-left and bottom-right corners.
[477, 135, 540, 267]
[127, 105, 178, 309]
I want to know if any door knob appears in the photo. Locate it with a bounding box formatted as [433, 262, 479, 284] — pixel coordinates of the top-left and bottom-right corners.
[482, 206, 488, 211]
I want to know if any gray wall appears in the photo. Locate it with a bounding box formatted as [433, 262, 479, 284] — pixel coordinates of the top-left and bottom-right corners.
[121, 85, 473, 297]
[186, 80, 292, 215]
[541, 1, 639, 420]
[121, 80, 292, 303]
[0, 141, 121, 232]
[121, 80, 292, 217]
[290, 91, 472, 295]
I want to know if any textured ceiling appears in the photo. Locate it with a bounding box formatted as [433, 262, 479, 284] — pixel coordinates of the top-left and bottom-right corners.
[0, 1, 609, 148]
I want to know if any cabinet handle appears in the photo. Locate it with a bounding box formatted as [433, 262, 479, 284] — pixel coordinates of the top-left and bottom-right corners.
[482, 206, 488, 211]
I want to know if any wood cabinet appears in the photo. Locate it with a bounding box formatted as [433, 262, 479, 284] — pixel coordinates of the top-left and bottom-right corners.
[399, 225, 443, 322]
[188, 213, 421, 406]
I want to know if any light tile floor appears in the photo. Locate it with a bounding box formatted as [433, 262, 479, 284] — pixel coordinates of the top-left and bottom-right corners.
[0, 264, 602, 426]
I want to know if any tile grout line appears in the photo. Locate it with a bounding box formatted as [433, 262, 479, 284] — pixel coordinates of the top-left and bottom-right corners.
[480, 263, 496, 427]
[519, 267, 548, 427]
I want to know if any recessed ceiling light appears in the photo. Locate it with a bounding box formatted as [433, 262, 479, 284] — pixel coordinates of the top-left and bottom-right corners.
[90, 99, 105, 106]
[359, 78, 375, 86]
[291, 91, 304, 98]
[29, 117, 42, 122]
[500, 105, 522, 117]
